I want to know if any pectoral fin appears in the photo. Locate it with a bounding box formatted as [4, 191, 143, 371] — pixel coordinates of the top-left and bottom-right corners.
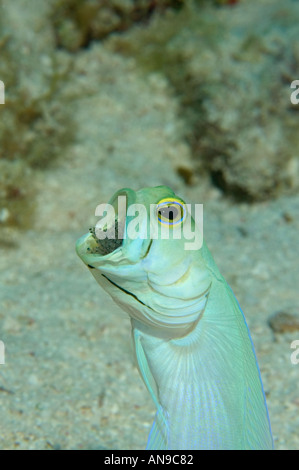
[133, 328, 168, 449]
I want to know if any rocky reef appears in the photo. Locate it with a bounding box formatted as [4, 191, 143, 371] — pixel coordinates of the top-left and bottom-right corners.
[51, 0, 185, 52]
[109, 0, 299, 201]
[0, 3, 75, 228]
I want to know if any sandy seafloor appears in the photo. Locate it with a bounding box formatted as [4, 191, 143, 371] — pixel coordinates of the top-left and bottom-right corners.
[0, 0, 299, 450]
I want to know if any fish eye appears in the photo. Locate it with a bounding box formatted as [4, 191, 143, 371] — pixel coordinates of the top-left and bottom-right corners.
[156, 198, 186, 226]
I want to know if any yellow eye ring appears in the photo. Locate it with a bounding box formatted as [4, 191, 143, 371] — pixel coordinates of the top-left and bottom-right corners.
[156, 197, 186, 226]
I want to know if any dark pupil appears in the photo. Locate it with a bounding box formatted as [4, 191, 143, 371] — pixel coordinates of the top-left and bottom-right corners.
[159, 206, 179, 221]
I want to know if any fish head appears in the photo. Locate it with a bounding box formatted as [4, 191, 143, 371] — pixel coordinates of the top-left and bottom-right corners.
[76, 186, 211, 338]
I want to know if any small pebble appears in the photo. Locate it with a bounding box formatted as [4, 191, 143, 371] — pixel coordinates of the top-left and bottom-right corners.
[282, 212, 293, 223]
[176, 166, 194, 186]
[268, 311, 299, 333]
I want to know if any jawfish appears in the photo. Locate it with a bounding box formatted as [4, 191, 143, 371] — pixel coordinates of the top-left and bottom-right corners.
[76, 186, 273, 450]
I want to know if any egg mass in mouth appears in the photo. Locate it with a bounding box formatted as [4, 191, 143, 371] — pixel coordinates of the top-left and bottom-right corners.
[88, 218, 124, 255]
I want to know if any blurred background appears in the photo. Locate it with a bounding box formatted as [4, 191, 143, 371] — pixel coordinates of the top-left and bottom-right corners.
[0, 0, 298, 449]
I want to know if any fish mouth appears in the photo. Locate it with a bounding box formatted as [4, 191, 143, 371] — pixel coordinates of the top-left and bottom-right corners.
[77, 187, 154, 262]
[86, 189, 128, 256]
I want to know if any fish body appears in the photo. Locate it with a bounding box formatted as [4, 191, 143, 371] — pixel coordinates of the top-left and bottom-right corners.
[76, 186, 273, 450]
